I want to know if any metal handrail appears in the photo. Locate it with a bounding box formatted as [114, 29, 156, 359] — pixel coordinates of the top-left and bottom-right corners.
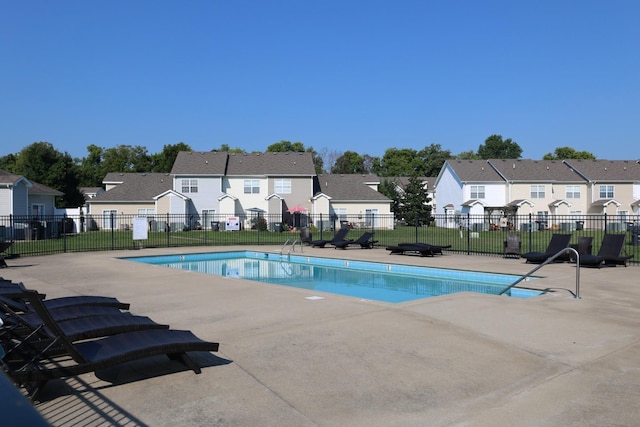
[280, 239, 303, 256]
[499, 247, 581, 299]
[287, 239, 302, 255]
[279, 239, 291, 255]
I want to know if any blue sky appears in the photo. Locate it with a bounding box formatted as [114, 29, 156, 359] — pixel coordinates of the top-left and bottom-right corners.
[1, 1, 638, 162]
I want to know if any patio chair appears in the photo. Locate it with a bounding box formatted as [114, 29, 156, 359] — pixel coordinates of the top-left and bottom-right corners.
[331, 232, 378, 249]
[579, 234, 633, 268]
[520, 234, 572, 264]
[0, 281, 130, 311]
[0, 296, 168, 344]
[503, 234, 521, 258]
[309, 228, 351, 248]
[386, 242, 452, 257]
[299, 227, 312, 245]
[0, 242, 12, 268]
[2, 289, 220, 398]
[567, 236, 593, 263]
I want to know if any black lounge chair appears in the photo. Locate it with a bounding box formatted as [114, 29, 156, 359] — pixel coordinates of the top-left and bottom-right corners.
[331, 232, 378, 249]
[0, 242, 12, 268]
[3, 289, 219, 397]
[386, 242, 451, 257]
[579, 234, 633, 268]
[567, 236, 593, 262]
[299, 227, 312, 245]
[521, 234, 572, 264]
[503, 234, 521, 258]
[0, 281, 130, 311]
[1, 297, 168, 344]
[309, 228, 351, 248]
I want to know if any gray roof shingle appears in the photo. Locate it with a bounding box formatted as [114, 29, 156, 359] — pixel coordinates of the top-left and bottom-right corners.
[170, 151, 228, 175]
[489, 159, 585, 182]
[444, 160, 505, 182]
[315, 174, 390, 202]
[563, 159, 640, 181]
[94, 173, 173, 202]
[226, 152, 315, 176]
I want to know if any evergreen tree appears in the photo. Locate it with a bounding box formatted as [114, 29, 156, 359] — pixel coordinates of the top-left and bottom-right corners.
[399, 175, 432, 226]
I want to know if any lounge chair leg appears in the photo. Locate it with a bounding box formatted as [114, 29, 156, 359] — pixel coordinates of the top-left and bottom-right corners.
[168, 352, 202, 374]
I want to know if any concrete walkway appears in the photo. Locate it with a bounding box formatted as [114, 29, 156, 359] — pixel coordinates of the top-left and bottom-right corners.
[4, 246, 639, 426]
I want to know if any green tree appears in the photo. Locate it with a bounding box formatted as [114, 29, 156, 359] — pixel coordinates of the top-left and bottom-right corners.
[416, 144, 452, 177]
[151, 142, 192, 173]
[398, 174, 432, 226]
[212, 144, 246, 153]
[542, 147, 596, 160]
[454, 150, 481, 160]
[0, 153, 18, 172]
[13, 142, 83, 207]
[378, 178, 401, 218]
[266, 140, 305, 152]
[331, 151, 366, 174]
[477, 135, 522, 159]
[376, 148, 420, 176]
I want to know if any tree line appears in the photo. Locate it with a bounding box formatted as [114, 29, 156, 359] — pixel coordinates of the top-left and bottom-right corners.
[0, 136, 595, 208]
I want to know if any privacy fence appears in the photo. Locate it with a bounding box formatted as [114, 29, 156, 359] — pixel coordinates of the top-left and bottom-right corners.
[1, 213, 638, 265]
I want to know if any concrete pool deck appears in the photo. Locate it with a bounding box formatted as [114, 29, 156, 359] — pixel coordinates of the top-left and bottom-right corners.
[4, 246, 640, 426]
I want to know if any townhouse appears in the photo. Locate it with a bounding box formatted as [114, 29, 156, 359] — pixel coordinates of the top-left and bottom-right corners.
[86, 152, 392, 231]
[434, 159, 640, 230]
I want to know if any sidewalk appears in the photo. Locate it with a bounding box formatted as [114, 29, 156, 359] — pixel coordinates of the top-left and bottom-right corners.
[5, 247, 639, 426]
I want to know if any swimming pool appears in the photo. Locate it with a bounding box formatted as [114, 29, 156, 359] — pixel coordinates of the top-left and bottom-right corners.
[125, 251, 541, 303]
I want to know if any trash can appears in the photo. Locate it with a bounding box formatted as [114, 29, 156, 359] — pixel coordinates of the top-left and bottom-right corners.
[274, 223, 283, 233]
[575, 221, 584, 231]
[211, 221, 220, 231]
[632, 226, 640, 246]
[340, 220, 349, 229]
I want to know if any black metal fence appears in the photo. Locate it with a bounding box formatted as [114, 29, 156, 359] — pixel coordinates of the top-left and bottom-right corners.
[1, 213, 638, 265]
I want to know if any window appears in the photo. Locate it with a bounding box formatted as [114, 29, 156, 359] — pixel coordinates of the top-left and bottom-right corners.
[470, 185, 485, 199]
[332, 208, 347, 222]
[102, 210, 118, 230]
[31, 204, 45, 219]
[365, 208, 379, 227]
[137, 208, 155, 217]
[181, 179, 198, 193]
[565, 185, 580, 199]
[530, 185, 545, 198]
[202, 210, 216, 229]
[244, 179, 260, 194]
[274, 179, 291, 194]
[599, 185, 614, 198]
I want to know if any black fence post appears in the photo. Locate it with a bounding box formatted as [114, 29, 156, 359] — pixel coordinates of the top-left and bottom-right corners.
[63, 213, 67, 253]
[414, 213, 419, 243]
[110, 212, 115, 250]
[257, 212, 261, 245]
[528, 213, 533, 252]
[166, 213, 170, 247]
[604, 213, 608, 234]
[466, 213, 471, 255]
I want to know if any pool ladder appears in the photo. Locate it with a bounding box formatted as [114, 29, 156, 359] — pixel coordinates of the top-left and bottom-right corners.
[499, 247, 581, 298]
[280, 239, 303, 256]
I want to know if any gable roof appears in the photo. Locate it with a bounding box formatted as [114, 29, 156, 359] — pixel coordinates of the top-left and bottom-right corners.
[93, 173, 174, 202]
[0, 169, 32, 187]
[0, 169, 62, 195]
[314, 174, 390, 202]
[170, 151, 228, 175]
[563, 160, 640, 182]
[226, 152, 315, 176]
[29, 181, 63, 196]
[443, 160, 505, 182]
[489, 159, 585, 182]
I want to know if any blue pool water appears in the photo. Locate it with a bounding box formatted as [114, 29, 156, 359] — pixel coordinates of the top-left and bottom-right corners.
[124, 251, 541, 303]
